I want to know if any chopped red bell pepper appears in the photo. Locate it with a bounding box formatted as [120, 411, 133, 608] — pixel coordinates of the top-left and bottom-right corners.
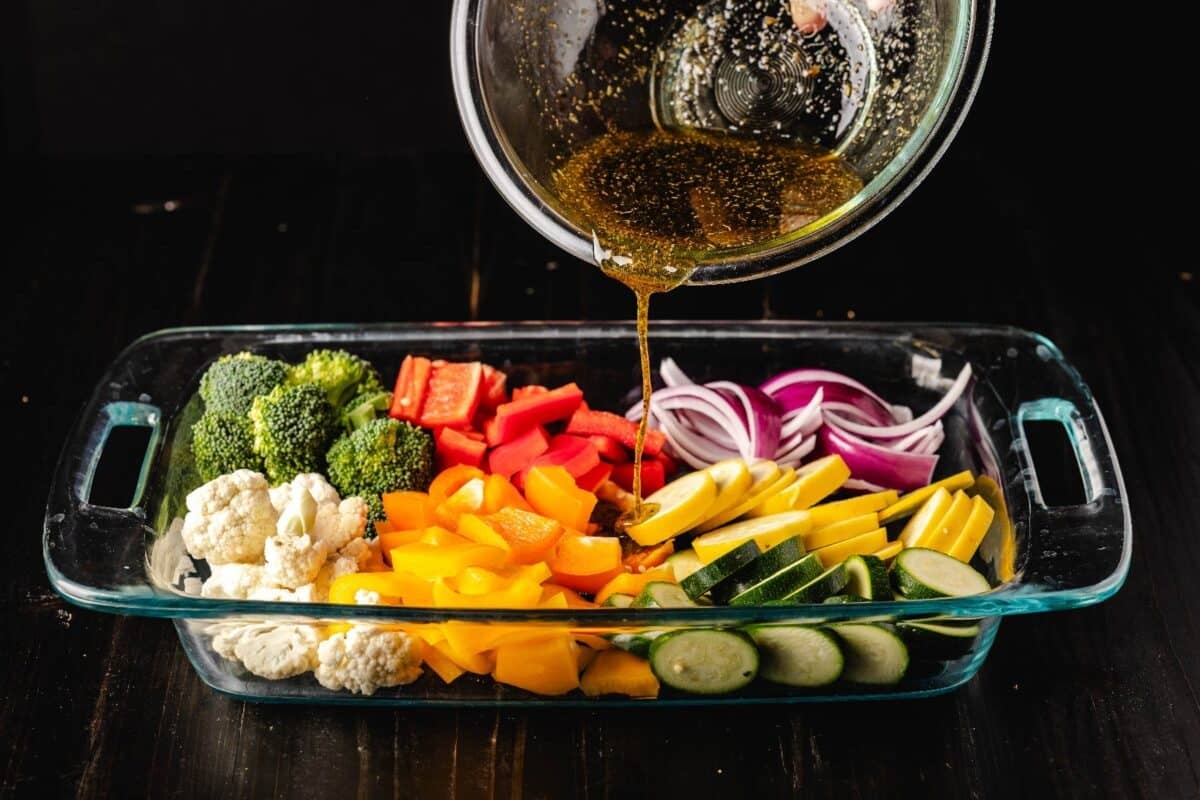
[587, 434, 629, 464]
[435, 427, 487, 470]
[389, 355, 432, 423]
[461, 429, 485, 442]
[655, 450, 678, 477]
[486, 425, 551, 479]
[492, 383, 584, 443]
[511, 385, 548, 401]
[480, 364, 508, 410]
[564, 408, 666, 456]
[528, 435, 601, 479]
[611, 459, 666, 495]
[419, 361, 484, 429]
[575, 461, 613, 493]
[483, 415, 503, 447]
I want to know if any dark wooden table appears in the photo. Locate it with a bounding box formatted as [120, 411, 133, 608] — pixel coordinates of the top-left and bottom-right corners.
[2, 1, 1195, 796]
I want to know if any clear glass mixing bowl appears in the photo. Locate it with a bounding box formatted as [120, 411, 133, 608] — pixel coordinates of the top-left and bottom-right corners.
[451, 0, 993, 283]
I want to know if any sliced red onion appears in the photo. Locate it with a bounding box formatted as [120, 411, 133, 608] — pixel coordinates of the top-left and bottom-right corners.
[761, 369, 897, 423]
[779, 388, 823, 438]
[659, 357, 694, 388]
[818, 425, 937, 491]
[776, 434, 817, 466]
[709, 382, 781, 460]
[823, 364, 972, 439]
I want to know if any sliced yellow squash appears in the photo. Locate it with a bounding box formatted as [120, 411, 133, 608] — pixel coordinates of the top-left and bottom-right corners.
[807, 490, 899, 529]
[879, 470, 975, 524]
[625, 470, 718, 546]
[920, 490, 973, 552]
[696, 464, 794, 532]
[813, 527, 888, 568]
[803, 512, 880, 550]
[692, 511, 813, 564]
[898, 487, 953, 548]
[947, 495, 996, 563]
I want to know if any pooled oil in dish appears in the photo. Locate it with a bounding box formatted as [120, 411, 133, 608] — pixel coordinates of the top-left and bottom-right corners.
[552, 128, 861, 518]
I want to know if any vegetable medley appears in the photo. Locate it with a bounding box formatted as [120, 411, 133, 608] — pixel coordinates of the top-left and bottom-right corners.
[178, 348, 1001, 698]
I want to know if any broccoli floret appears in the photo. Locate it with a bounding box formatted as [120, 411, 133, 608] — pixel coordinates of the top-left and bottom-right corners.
[199, 352, 290, 414]
[248, 383, 336, 484]
[191, 410, 264, 482]
[288, 349, 383, 409]
[325, 418, 433, 520]
[339, 390, 393, 433]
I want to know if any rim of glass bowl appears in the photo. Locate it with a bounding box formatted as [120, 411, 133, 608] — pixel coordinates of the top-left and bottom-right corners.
[450, 0, 995, 284]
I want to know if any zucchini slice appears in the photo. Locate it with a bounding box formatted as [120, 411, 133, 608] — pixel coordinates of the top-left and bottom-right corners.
[649, 629, 759, 695]
[728, 554, 825, 606]
[745, 625, 844, 687]
[833, 624, 909, 685]
[770, 562, 848, 605]
[891, 548, 991, 599]
[609, 630, 666, 659]
[709, 535, 805, 604]
[602, 593, 635, 608]
[632, 581, 697, 608]
[896, 620, 981, 660]
[679, 540, 761, 600]
[841, 554, 890, 600]
[665, 549, 704, 582]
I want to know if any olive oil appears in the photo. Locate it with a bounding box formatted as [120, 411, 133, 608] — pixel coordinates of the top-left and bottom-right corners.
[553, 127, 861, 516]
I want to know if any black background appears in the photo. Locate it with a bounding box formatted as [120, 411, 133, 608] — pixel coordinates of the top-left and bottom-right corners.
[2, 1, 1197, 797]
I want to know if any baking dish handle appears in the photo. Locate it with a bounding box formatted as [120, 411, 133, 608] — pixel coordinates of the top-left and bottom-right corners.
[1013, 397, 1130, 600]
[44, 401, 164, 604]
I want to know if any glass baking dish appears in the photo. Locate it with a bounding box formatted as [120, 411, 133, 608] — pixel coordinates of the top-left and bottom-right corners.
[43, 322, 1130, 706]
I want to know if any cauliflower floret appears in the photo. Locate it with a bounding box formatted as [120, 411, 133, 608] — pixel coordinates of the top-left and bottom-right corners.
[208, 622, 321, 680]
[310, 551, 362, 601]
[269, 472, 341, 512]
[268, 474, 367, 551]
[315, 626, 423, 695]
[313, 497, 369, 551]
[337, 536, 373, 569]
[263, 532, 328, 589]
[182, 470, 277, 564]
[201, 563, 271, 599]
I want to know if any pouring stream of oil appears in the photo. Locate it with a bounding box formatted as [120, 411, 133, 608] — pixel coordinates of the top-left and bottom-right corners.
[553, 127, 862, 520]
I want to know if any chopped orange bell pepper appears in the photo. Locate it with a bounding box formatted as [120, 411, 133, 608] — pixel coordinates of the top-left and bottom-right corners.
[524, 466, 596, 532]
[453, 566, 512, 596]
[485, 507, 564, 564]
[422, 643, 465, 684]
[441, 621, 551, 657]
[541, 584, 598, 609]
[593, 565, 676, 604]
[505, 562, 553, 585]
[548, 534, 623, 594]
[390, 542, 506, 579]
[457, 514, 513, 557]
[378, 530, 424, 565]
[328, 572, 430, 606]
[539, 591, 570, 609]
[483, 474, 533, 514]
[374, 518, 395, 535]
[433, 638, 495, 675]
[623, 540, 676, 572]
[493, 634, 581, 695]
[435, 477, 486, 530]
[382, 491, 436, 530]
[428, 464, 486, 507]
[580, 649, 660, 698]
[431, 578, 543, 609]
[418, 526, 471, 547]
